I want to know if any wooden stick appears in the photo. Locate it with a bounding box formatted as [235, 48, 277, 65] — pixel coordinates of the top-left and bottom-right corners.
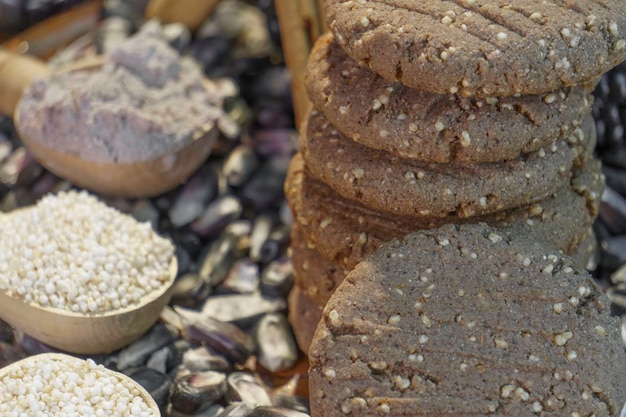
[1, 0, 102, 58]
[275, 0, 327, 130]
[145, 0, 222, 32]
[0, 50, 50, 116]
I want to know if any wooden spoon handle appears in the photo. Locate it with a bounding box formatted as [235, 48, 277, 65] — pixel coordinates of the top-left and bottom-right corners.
[145, 0, 221, 32]
[0, 50, 50, 116]
[275, 0, 327, 129]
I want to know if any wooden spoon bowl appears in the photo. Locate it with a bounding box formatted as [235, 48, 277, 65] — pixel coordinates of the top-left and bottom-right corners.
[15, 116, 218, 198]
[0, 209, 178, 355]
[2, 51, 219, 198]
[0, 353, 161, 416]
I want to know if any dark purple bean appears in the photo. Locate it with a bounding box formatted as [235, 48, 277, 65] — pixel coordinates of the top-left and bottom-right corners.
[609, 71, 626, 105]
[200, 293, 286, 328]
[252, 129, 297, 159]
[254, 313, 298, 372]
[170, 371, 227, 413]
[599, 187, 626, 235]
[248, 407, 310, 417]
[127, 367, 172, 411]
[220, 258, 260, 294]
[217, 402, 252, 417]
[198, 231, 245, 289]
[250, 212, 277, 262]
[177, 308, 255, 364]
[225, 372, 272, 408]
[0, 342, 27, 369]
[240, 156, 290, 210]
[191, 195, 243, 238]
[223, 144, 260, 187]
[603, 165, 626, 197]
[116, 323, 179, 371]
[259, 224, 290, 264]
[260, 256, 293, 297]
[182, 346, 232, 373]
[169, 165, 219, 227]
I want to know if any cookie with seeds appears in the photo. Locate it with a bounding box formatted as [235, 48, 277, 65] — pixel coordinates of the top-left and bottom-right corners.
[301, 110, 585, 219]
[286, 152, 602, 270]
[325, 0, 626, 97]
[306, 33, 593, 163]
[309, 223, 626, 417]
[289, 229, 602, 355]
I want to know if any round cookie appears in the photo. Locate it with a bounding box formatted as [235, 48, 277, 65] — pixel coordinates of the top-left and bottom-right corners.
[306, 33, 593, 163]
[289, 228, 602, 356]
[290, 224, 350, 308]
[300, 110, 583, 218]
[309, 223, 626, 417]
[325, 0, 626, 97]
[286, 152, 603, 270]
[291, 227, 601, 357]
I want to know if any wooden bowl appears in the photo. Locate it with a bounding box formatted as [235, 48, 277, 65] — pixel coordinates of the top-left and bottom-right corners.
[0, 209, 178, 354]
[0, 258, 177, 354]
[0, 353, 161, 416]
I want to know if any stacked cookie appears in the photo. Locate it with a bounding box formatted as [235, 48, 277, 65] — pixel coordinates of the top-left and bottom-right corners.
[309, 224, 626, 416]
[285, 0, 626, 353]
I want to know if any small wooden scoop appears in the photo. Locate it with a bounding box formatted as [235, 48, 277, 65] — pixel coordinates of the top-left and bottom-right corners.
[0, 353, 161, 416]
[0, 208, 177, 355]
[0, 50, 218, 198]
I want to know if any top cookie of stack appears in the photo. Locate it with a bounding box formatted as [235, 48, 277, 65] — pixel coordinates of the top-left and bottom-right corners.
[325, 0, 626, 97]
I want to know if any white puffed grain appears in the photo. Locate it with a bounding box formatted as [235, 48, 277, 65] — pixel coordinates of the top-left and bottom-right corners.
[0, 190, 174, 314]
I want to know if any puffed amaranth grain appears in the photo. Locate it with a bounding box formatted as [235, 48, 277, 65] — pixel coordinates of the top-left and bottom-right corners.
[306, 33, 593, 163]
[325, 0, 626, 96]
[309, 223, 626, 416]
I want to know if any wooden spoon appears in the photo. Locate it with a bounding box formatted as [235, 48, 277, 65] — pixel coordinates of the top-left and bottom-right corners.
[0, 353, 161, 416]
[0, 51, 219, 198]
[0, 208, 178, 355]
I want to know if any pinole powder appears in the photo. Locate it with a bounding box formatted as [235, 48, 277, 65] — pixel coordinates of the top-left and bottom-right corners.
[0, 354, 157, 416]
[0, 190, 174, 314]
[16, 24, 227, 164]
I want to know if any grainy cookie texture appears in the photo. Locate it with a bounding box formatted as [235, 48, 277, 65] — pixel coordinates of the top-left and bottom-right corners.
[306, 33, 593, 162]
[286, 149, 602, 296]
[309, 223, 626, 417]
[286, 150, 602, 271]
[301, 110, 584, 218]
[325, 0, 626, 96]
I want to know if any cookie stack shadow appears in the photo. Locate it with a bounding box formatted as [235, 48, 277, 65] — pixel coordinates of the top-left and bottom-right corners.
[286, 33, 607, 353]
